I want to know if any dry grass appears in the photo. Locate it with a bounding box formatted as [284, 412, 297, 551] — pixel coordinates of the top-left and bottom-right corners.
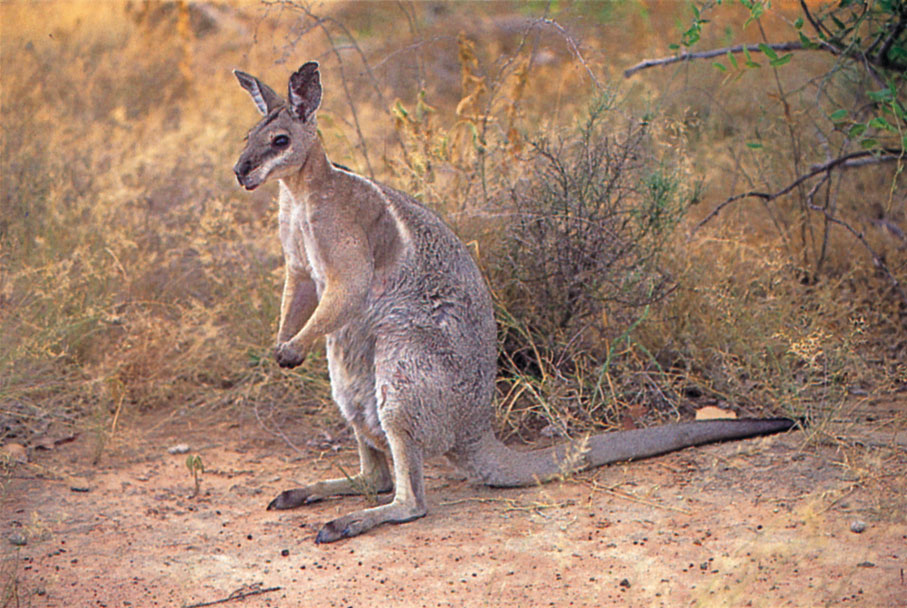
[1, 1, 904, 457]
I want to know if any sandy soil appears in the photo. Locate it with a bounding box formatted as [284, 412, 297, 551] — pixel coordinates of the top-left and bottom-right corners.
[3, 397, 906, 608]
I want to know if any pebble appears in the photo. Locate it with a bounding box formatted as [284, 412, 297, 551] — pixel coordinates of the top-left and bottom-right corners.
[850, 520, 867, 533]
[168, 444, 190, 455]
[8, 532, 27, 546]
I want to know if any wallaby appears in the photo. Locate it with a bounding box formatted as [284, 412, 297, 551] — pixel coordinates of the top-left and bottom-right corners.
[232, 62, 796, 544]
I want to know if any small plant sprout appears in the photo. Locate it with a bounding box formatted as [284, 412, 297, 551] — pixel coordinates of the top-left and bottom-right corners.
[185, 454, 204, 498]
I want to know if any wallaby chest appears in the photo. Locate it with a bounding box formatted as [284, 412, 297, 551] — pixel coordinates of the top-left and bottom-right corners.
[277, 181, 332, 291]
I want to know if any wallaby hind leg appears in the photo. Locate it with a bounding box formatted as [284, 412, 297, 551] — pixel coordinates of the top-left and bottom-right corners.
[315, 425, 426, 543]
[267, 426, 393, 510]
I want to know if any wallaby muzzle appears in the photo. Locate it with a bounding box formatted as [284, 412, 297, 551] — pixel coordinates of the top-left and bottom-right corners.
[233, 158, 259, 191]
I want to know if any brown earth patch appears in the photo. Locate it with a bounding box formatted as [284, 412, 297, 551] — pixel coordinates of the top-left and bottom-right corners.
[3, 398, 906, 607]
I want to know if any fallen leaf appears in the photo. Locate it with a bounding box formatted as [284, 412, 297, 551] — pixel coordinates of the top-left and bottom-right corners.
[695, 406, 738, 420]
[1, 442, 28, 464]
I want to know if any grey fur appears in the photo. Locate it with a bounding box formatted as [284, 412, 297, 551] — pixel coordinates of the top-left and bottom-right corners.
[232, 63, 796, 544]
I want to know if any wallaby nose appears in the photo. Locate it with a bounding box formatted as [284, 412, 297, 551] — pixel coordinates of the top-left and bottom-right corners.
[233, 160, 249, 186]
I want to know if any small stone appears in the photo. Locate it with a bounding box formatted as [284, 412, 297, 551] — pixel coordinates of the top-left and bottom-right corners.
[856, 561, 875, 568]
[619, 578, 631, 588]
[8, 532, 27, 546]
[281, 549, 290, 557]
[168, 444, 190, 455]
[850, 520, 867, 534]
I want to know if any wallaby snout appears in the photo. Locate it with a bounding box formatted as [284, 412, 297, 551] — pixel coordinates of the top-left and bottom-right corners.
[233, 159, 256, 190]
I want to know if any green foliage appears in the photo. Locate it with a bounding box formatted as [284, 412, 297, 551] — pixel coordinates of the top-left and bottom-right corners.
[186, 454, 204, 497]
[686, 0, 906, 290]
[708, 0, 906, 158]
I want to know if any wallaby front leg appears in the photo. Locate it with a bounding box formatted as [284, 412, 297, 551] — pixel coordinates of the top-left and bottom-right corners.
[315, 428, 427, 543]
[277, 266, 318, 345]
[276, 233, 373, 368]
[267, 427, 392, 510]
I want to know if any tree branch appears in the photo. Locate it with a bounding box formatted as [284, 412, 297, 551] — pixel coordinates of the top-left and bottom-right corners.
[625, 28, 907, 78]
[624, 41, 807, 78]
[693, 149, 903, 232]
[876, 5, 907, 71]
[799, 0, 832, 40]
[692, 149, 907, 306]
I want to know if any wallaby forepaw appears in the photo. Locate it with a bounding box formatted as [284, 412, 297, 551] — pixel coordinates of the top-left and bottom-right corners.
[274, 342, 305, 368]
[267, 488, 316, 510]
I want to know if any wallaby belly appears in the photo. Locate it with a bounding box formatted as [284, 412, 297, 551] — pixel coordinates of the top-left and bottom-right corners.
[325, 189, 498, 455]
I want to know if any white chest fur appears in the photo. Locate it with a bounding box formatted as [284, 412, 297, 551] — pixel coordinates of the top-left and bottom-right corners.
[278, 181, 326, 292]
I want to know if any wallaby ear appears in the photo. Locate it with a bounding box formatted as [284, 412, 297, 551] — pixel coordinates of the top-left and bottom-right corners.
[234, 69, 283, 116]
[287, 61, 322, 122]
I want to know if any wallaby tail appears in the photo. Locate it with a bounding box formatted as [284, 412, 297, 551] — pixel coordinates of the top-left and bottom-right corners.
[466, 418, 796, 488]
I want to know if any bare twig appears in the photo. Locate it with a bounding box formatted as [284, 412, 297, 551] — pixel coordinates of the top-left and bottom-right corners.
[816, 153, 903, 170]
[439, 495, 573, 516]
[183, 584, 281, 608]
[538, 18, 604, 92]
[808, 203, 907, 307]
[625, 21, 907, 79]
[253, 401, 307, 457]
[799, 0, 832, 40]
[693, 149, 903, 232]
[585, 479, 691, 514]
[692, 149, 907, 306]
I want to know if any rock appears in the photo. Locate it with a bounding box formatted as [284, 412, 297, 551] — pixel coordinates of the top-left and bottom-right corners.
[168, 444, 190, 455]
[850, 520, 867, 533]
[8, 532, 27, 546]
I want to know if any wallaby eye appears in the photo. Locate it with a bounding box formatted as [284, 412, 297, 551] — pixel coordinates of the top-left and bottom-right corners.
[272, 134, 290, 148]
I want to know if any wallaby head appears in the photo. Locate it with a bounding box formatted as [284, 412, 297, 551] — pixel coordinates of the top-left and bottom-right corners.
[233, 62, 323, 190]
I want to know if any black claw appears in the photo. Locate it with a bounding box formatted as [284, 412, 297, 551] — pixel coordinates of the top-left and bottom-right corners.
[314, 520, 352, 544]
[314, 526, 333, 544]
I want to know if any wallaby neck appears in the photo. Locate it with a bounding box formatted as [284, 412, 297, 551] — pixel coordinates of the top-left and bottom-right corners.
[282, 137, 334, 200]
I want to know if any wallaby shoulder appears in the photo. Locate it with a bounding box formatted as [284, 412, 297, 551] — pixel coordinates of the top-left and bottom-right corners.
[322, 163, 486, 290]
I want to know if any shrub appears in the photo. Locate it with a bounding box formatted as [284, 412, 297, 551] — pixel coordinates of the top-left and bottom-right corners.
[492, 97, 695, 436]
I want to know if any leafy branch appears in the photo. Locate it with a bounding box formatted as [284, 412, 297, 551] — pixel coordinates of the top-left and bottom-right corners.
[627, 0, 905, 296]
[624, 41, 807, 77]
[626, 0, 907, 79]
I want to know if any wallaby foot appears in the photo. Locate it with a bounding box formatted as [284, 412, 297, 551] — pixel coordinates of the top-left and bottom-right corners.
[315, 500, 426, 544]
[315, 423, 427, 543]
[268, 428, 393, 510]
[267, 473, 394, 510]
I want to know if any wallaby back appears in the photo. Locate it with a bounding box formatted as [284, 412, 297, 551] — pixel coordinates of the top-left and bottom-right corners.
[232, 61, 798, 543]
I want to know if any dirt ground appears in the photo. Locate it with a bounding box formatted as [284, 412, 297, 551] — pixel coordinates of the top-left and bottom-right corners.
[3, 397, 906, 608]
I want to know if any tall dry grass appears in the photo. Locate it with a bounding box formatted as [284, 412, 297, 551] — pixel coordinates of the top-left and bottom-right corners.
[1, 1, 904, 457]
